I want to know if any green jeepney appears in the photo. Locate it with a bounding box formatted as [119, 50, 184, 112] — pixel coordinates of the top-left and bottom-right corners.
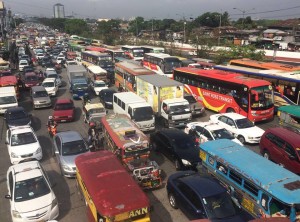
[278, 105, 300, 132]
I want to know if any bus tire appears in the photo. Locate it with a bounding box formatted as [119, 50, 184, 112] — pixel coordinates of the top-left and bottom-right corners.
[168, 193, 178, 209]
[237, 135, 246, 144]
[263, 150, 270, 160]
[226, 108, 235, 113]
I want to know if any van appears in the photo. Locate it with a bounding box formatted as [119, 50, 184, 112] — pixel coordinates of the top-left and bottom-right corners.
[30, 86, 52, 109]
[259, 127, 300, 175]
[113, 92, 155, 131]
[0, 86, 18, 114]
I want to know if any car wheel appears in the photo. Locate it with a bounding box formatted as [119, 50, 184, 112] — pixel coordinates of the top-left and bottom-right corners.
[226, 108, 235, 113]
[263, 150, 270, 160]
[237, 135, 246, 144]
[175, 159, 182, 171]
[168, 193, 178, 209]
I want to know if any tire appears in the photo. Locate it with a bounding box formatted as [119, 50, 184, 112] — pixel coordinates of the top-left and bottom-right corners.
[237, 135, 246, 144]
[263, 150, 270, 160]
[226, 108, 235, 113]
[175, 159, 182, 171]
[168, 193, 178, 209]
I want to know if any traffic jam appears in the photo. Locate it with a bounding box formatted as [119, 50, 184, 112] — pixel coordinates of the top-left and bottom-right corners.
[0, 23, 300, 222]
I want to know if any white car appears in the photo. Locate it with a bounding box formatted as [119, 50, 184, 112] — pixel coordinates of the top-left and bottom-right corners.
[91, 80, 108, 95]
[64, 60, 77, 68]
[36, 52, 45, 60]
[5, 126, 43, 164]
[56, 56, 65, 64]
[42, 78, 58, 96]
[5, 161, 59, 222]
[184, 121, 243, 146]
[18, 60, 29, 72]
[46, 72, 62, 87]
[209, 113, 265, 144]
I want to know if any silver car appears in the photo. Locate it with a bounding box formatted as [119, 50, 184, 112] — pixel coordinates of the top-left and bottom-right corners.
[53, 131, 89, 177]
[30, 86, 52, 109]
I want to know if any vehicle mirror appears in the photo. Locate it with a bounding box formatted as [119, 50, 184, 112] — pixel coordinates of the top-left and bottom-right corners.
[4, 194, 11, 199]
[54, 150, 59, 154]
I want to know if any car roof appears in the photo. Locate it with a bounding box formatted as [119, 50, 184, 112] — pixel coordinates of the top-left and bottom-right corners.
[55, 98, 72, 104]
[10, 125, 34, 134]
[159, 128, 189, 139]
[188, 121, 223, 131]
[101, 88, 116, 93]
[9, 160, 42, 182]
[43, 78, 56, 82]
[7, 106, 25, 113]
[219, 113, 245, 120]
[56, 131, 83, 143]
[32, 85, 47, 91]
[265, 127, 300, 145]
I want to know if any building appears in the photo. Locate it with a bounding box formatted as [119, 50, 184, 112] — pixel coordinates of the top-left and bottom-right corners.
[53, 3, 65, 18]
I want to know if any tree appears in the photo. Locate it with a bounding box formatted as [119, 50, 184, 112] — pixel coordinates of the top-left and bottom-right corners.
[65, 19, 88, 35]
[128, 17, 145, 36]
[96, 19, 121, 45]
[193, 11, 230, 28]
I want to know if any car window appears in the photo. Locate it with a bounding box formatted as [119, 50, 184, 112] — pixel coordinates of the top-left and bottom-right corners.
[178, 182, 202, 209]
[202, 129, 213, 140]
[11, 132, 37, 146]
[265, 133, 275, 142]
[273, 136, 285, 149]
[218, 116, 227, 123]
[285, 143, 297, 157]
[226, 118, 235, 127]
[54, 102, 73, 110]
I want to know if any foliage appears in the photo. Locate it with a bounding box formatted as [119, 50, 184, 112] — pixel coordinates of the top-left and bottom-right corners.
[193, 11, 230, 28]
[65, 19, 88, 35]
[96, 19, 121, 45]
[233, 16, 257, 29]
[38, 18, 66, 31]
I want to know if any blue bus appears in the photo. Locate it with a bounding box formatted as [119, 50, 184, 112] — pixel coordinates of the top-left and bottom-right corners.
[199, 139, 300, 221]
[215, 65, 300, 109]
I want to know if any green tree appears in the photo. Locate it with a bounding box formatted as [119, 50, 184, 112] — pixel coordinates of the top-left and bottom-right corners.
[96, 19, 121, 45]
[128, 17, 145, 36]
[65, 19, 88, 35]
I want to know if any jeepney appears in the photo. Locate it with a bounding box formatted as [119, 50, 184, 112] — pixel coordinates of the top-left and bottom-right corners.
[278, 105, 300, 132]
[83, 102, 106, 125]
[101, 114, 162, 189]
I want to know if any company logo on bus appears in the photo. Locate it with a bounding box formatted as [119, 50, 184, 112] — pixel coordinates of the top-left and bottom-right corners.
[129, 207, 148, 217]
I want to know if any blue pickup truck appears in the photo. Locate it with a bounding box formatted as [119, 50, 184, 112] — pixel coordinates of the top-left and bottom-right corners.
[70, 77, 89, 99]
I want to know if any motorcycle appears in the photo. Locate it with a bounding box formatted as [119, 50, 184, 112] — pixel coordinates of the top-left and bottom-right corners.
[88, 131, 103, 151]
[47, 124, 57, 137]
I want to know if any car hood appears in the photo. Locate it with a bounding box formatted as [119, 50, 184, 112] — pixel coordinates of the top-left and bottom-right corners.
[53, 109, 74, 116]
[210, 215, 245, 222]
[94, 86, 108, 92]
[176, 148, 200, 163]
[14, 192, 53, 213]
[60, 153, 82, 167]
[8, 118, 30, 127]
[44, 87, 56, 92]
[10, 142, 40, 155]
[34, 97, 51, 103]
[238, 126, 264, 137]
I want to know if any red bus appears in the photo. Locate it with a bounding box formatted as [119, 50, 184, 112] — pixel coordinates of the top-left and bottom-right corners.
[173, 68, 274, 122]
[0, 75, 20, 99]
[85, 46, 107, 53]
[75, 151, 151, 222]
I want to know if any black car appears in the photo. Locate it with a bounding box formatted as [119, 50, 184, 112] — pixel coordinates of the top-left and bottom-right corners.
[99, 88, 117, 109]
[150, 128, 201, 170]
[166, 171, 245, 221]
[4, 107, 31, 128]
[23, 66, 34, 74]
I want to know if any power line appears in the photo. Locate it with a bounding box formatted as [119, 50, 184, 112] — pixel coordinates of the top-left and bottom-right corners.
[232, 5, 300, 16]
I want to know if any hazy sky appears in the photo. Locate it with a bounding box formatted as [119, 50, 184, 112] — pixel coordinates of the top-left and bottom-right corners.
[5, 0, 300, 20]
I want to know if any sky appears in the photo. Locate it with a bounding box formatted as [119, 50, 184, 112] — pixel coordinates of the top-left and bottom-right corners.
[4, 0, 300, 21]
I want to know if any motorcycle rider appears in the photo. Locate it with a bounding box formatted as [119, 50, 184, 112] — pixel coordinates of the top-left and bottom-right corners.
[88, 122, 98, 144]
[83, 94, 90, 107]
[47, 116, 57, 135]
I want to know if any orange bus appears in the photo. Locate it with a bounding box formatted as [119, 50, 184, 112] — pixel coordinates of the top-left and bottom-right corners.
[0, 76, 20, 99]
[101, 114, 161, 189]
[75, 151, 151, 222]
[173, 68, 274, 122]
[229, 58, 300, 71]
[115, 60, 155, 92]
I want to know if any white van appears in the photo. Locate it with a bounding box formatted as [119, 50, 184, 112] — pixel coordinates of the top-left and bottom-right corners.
[0, 86, 18, 114]
[113, 92, 155, 132]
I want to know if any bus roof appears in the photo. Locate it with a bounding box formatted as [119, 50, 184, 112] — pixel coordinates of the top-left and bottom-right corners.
[85, 46, 107, 53]
[278, 105, 300, 117]
[0, 75, 17, 85]
[82, 50, 110, 57]
[200, 139, 300, 205]
[75, 151, 149, 216]
[116, 61, 155, 76]
[175, 67, 271, 88]
[138, 74, 183, 88]
[145, 53, 178, 59]
[101, 114, 149, 149]
[121, 45, 143, 49]
[87, 65, 107, 74]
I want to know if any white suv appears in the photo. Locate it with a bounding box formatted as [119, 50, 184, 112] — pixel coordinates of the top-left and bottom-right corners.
[5, 161, 59, 222]
[42, 78, 58, 96]
[5, 126, 43, 164]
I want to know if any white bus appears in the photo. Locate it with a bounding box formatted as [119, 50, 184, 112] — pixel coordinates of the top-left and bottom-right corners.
[121, 45, 144, 61]
[141, 45, 165, 54]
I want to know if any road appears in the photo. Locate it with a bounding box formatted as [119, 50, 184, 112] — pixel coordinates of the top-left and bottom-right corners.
[0, 66, 280, 222]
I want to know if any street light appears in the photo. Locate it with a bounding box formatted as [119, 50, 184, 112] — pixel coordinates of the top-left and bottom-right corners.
[218, 13, 222, 46]
[233, 7, 255, 29]
[183, 21, 186, 43]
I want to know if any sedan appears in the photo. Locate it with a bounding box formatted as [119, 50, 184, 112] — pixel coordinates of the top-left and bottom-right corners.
[167, 171, 245, 221]
[150, 129, 201, 171]
[184, 121, 243, 146]
[52, 99, 75, 122]
[4, 107, 31, 128]
[53, 131, 89, 177]
[210, 113, 265, 144]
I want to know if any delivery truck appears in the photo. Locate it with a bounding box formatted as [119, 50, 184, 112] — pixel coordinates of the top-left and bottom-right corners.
[136, 75, 191, 128]
[67, 64, 88, 99]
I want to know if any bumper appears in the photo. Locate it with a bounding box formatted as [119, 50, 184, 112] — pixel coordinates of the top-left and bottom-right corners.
[191, 108, 205, 116]
[53, 117, 74, 123]
[34, 102, 52, 109]
[168, 119, 191, 128]
[11, 153, 43, 165]
[62, 168, 76, 177]
[246, 137, 261, 144]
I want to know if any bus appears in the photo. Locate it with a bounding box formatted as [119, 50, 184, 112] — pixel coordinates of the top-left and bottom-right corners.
[229, 58, 300, 71]
[115, 60, 155, 92]
[141, 45, 165, 54]
[75, 151, 151, 222]
[121, 45, 144, 61]
[214, 64, 300, 108]
[105, 48, 125, 62]
[173, 68, 274, 122]
[85, 46, 107, 53]
[199, 139, 300, 221]
[0, 75, 20, 99]
[143, 53, 181, 78]
[101, 114, 161, 189]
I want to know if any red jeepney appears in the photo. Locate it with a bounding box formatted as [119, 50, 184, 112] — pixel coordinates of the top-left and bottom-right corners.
[75, 151, 151, 222]
[0, 75, 20, 99]
[101, 114, 162, 189]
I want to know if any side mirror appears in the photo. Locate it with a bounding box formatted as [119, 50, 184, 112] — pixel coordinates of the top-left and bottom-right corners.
[5, 194, 11, 200]
[54, 150, 59, 154]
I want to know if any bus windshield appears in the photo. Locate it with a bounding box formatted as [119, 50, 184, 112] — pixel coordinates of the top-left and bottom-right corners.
[99, 59, 113, 68]
[133, 50, 144, 58]
[124, 146, 150, 158]
[250, 86, 274, 110]
[163, 58, 181, 74]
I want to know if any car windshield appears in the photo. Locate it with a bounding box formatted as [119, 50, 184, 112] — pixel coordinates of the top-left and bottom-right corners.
[42, 82, 55, 87]
[62, 140, 88, 156]
[14, 176, 50, 202]
[204, 192, 237, 219]
[103, 91, 115, 100]
[0, 96, 17, 105]
[132, 107, 153, 122]
[54, 102, 73, 110]
[47, 74, 58, 79]
[94, 82, 106, 87]
[211, 128, 234, 140]
[33, 91, 48, 98]
[20, 62, 28, 65]
[235, 118, 254, 129]
[11, 132, 37, 146]
[184, 95, 197, 103]
[25, 76, 38, 81]
[9, 111, 27, 120]
[173, 136, 195, 150]
[73, 83, 88, 89]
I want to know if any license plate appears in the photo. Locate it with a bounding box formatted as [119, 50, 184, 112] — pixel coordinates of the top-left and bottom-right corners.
[179, 123, 184, 125]
[61, 120, 66, 122]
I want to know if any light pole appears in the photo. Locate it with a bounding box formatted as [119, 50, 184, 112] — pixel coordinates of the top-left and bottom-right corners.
[183, 21, 186, 43]
[218, 13, 222, 46]
[233, 7, 255, 29]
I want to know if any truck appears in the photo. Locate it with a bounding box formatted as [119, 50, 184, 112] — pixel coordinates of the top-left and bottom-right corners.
[67, 65, 89, 99]
[66, 64, 87, 84]
[0, 86, 18, 114]
[113, 92, 155, 132]
[136, 75, 191, 128]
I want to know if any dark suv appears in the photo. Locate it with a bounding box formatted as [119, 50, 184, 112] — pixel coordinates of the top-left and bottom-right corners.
[259, 127, 300, 175]
[150, 128, 201, 170]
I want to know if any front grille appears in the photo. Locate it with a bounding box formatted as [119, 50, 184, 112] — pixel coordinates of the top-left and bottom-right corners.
[27, 210, 47, 220]
[58, 116, 68, 119]
[21, 153, 33, 158]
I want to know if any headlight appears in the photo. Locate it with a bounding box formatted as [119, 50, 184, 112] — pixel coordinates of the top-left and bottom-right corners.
[51, 198, 58, 209]
[62, 164, 72, 171]
[35, 147, 42, 154]
[11, 152, 18, 158]
[12, 210, 21, 218]
[182, 159, 191, 166]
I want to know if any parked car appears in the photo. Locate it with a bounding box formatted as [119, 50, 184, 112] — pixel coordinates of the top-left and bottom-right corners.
[4, 107, 31, 128]
[52, 99, 75, 122]
[53, 131, 89, 177]
[99, 88, 117, 109]
[56, 56, 65, 64]
[5, 161, 59, 221]
[150, 128, 201, 170]
[166, 171, 244, 221]
[91, 80, 108, 95]
[42, 78, 58, 96]
[259, 127, 300, 175]
[5, 125, 42, 164]
[184, 94, 205, 117]
[210, 113, 265, 144]
[30, 86, 52, 109]
[36, 52, 45, 60]
[184, 121, 243, 146]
